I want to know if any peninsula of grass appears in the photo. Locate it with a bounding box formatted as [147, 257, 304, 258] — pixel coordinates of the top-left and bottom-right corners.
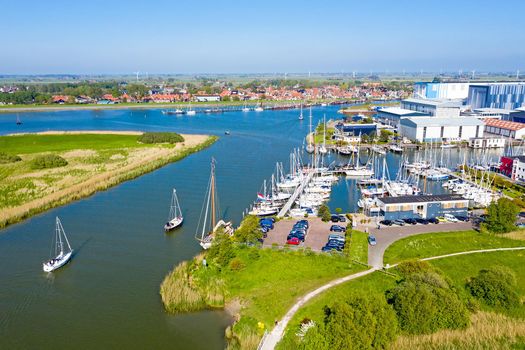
[383, 230, 525, 265]
[160, 227, 365, 349]
[0, 132, 217, 228]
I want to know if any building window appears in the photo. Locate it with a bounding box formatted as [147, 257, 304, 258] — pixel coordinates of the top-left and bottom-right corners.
[459, 126, 463, 138]
[443, 202, 454, 209]
[440, 126, 444, 138]
[476, 125, 480, 138]
[423, 127, 427, 140]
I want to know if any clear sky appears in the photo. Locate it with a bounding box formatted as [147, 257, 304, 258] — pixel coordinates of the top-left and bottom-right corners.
[1, 0, 523, 74]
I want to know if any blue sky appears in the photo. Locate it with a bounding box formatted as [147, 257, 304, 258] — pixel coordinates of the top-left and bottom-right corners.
[1, 0, 523, 74]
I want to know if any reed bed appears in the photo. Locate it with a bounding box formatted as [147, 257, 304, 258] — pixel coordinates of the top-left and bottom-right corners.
[160, 261, 207, 313]
[391, 312, 525, 350]
[0, 135, 217, 228]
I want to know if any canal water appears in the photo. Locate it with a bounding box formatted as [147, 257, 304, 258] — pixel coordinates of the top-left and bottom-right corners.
[0, 106, 502, 349]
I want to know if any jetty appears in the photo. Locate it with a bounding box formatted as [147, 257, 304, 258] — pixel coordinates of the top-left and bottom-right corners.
[277, 170, 315, 218]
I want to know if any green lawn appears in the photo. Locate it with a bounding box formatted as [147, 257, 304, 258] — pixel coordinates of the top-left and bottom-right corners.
[384, 230, 524, 265]
[0, 134, 152, 154]
[349, 230, 368, 264]
[223, 247, 365, 329]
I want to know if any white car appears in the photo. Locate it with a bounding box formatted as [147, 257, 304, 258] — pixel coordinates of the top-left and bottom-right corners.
[444, 214, 459, 222]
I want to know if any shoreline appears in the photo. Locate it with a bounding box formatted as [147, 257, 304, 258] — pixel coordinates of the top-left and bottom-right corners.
[0, 133, 217, 228]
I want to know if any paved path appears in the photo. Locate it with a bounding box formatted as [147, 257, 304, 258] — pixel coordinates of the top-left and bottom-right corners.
[259, 268, 378, 350]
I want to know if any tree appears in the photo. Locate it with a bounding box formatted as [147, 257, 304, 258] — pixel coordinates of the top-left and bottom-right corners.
[233, 215, 262, 244]
[379, 129, 393, 143]
[484, 197, 521, 233]
[361, 134, 369, 144]
[467, 266, 520, 309]
[318, 204, 331, 222]
[321, 294, 398, 349]
[207, 231, 235, 268]
[386, 271, 470, 334]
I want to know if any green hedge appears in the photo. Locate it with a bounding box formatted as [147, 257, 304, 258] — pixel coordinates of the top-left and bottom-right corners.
[138, 132, 184, 144]
[31, 154, 68, 169]
[0, 151, 22, 164]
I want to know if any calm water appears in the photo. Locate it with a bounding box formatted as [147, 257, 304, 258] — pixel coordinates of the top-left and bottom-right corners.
[0, 106, 502, 349]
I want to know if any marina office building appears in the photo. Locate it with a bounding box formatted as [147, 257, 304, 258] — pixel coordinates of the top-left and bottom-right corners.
[377, 194, 469, 221]
[467, 83, 525, 110]
[399, 117, 484, 142]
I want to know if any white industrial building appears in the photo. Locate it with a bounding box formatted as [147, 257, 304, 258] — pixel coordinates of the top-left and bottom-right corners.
[401, 98, 462, 118]
[468, 137, 506, 149]
[467, 83, 525, 110]
[414, 82, 470, 99]
[376, 107, 428, 127]
[399, 117, 484, 142]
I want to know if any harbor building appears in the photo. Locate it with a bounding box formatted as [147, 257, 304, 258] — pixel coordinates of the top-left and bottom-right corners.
[414, 82, 470, 99]
[399, 117, 484, 142]
[377, 194, 469, 221]
[468, 137, 506, 149]
[467, 83, 525, 110]
[376, 107, 428, 128]
[401, 98, 462, 118]
[194, 94, 221, 102]
[334, 122, 377, 137]
[483, 118, 525, 139]
[499, 156, 525, 181]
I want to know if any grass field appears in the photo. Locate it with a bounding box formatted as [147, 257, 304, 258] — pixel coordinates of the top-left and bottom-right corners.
[383, 230, 525, 264]
[0, 132, 215, 227]
[348, 230, 368, 264]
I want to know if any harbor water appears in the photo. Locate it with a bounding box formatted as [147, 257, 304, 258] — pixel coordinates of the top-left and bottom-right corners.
[0, 106, 503, 349]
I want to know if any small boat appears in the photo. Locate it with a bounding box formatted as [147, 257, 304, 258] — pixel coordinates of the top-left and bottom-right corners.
[164, 188, 184, 231]
[306, 107, 315, 153]
[254, 106, 264, 112]
[318, 114, 328, 154]
[16, 114, 22, 125]
[43, 217, 73, 272]
[389, 144, 403, 153]
[298, 103, 304, 120]
[441, 143, 457, 149]
[371, 145, 386, 155]
[224, 130, 231, 135]
[165, 109, 185, 115]
[187, 102, 196, 116]
[321, 103, 328, 107]
[242, 103, 250, 112]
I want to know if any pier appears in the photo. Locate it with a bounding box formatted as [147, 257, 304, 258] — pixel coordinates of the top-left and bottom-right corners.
[277, 170, 315, 218]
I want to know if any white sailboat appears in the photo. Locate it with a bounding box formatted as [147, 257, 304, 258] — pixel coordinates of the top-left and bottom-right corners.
[254, 104, 264, 112]
[196, 159, 233, 249]
[43, 217, 73, 272]
[242, 103, 250, 112]
[164, 188, 184, 231]
[298, 103, 304, 120]
[187, 101, 196, 116]
[306, 107, 315, 153]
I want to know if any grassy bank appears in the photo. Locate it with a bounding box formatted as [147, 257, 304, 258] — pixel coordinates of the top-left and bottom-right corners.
[0, 132, 217, 228]
[383, 230, 525, 265]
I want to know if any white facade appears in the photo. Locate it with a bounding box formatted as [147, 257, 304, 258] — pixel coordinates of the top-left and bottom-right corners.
[400, 117, 484, 142]
[512, 157, 525, 181]
[194, 95, 221, 102]
[468, 137, 506, 149]
[414, 82, 470, 99]
[401, 98, 461, 117]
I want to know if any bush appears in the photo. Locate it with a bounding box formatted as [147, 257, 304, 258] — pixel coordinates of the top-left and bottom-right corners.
[234, 215, 262, 244]
[229, 257, 245, 271]
[318, 204, 331, 222]
[207, 232, 235, 268]
[387, 271, 470, 334]
[0, 151, 22, 164]
[467, 266, 520, 309]
[138, 132, 184, 144]
[484, 197, 521, 233]
[30, 154, 68, 169]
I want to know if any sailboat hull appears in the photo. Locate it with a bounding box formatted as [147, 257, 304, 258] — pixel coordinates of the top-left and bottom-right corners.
[43, 251, 73, 272]
[164, 217, 184, 231]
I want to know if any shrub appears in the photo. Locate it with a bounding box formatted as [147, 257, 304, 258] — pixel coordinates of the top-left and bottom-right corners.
[0, 151, 22, 164]
[387, 271, 470, 334]
[234, 215, 262, 244]
[318, 204, 331, 222]
[207, 232, 235, 268]
[229, 258, 245, 271]
[484, 197, 521, 233]
[30, 154, 68, 169]
[138, 132, 184, 144]
[467, 266, 520, 309]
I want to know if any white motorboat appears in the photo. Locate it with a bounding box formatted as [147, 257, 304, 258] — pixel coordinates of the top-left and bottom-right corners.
[164, 188, 184, 231]
[371, 145, 386, 155]
[43, 217, 73, 272]
[254, 106, 264, 112]
[389, 144, 403, 153]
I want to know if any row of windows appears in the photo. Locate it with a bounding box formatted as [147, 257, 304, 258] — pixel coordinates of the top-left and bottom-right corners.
[385, 202, 467, 211]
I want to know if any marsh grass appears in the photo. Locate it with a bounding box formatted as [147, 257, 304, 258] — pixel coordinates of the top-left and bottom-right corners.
[392, 312, 525, 350]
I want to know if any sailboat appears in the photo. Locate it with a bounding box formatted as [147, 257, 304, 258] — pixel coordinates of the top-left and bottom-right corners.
[16, 114, 22, 125]
[318, 114, 328, 154]
[187, 101, 196, 116]
[306, 107, 315, 153]
[298, 103, 304, 120]
[242, 103, 250, 112]
[164, 188, 184, 231]
[42, 217, 73, 272]
[196, 159, 233, 249]
[254, 104, 264, 112]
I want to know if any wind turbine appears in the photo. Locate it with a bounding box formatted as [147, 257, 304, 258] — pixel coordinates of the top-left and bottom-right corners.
[133, 71, 140, 82]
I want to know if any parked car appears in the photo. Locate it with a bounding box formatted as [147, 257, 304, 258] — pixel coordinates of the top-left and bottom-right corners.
[427, 217, 440, 224]
[368, 235, 377, 246]
[516, 222, 525, 228]
[436, 216, 447, 223]
[455, 215, 469, 222]
[403, 218, 417, 225]
[380, 220, 393, 226]
[444, 214, 459, 222]
[393, 219, 405, 226]
[293, 223, 308, 230]
[260, 226, 269, 233]
[328, 234, 345, 243]
[337, 215, 347, 222]
[415, 218, 429, 225]
[288, 232, 305, 241]
[330, 215, 341, 223]
[330, 225, 345, 232]
[297, 220, 309, 229]
[287, 237, 301, 245]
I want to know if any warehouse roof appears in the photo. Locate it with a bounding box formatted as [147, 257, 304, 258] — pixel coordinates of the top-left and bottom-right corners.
[378, 107, 428, 116]
[402, 98, 463, 108]
[401, 116, 484, 127]
[484, 118, 525, 131]
[377, 194, 466, 205]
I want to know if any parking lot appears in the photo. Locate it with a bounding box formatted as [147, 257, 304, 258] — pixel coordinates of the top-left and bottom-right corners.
[262, 217, 345, 251]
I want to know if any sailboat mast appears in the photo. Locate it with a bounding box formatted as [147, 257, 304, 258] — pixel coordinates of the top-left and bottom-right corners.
[56, 217, 64, 254]
[211, 160, 216, 230]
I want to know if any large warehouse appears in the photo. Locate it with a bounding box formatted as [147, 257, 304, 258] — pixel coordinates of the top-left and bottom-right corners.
[467, 83, 525, 110]
[376, 194, 469, 221]
[414, 82, 470, 99]
[401, 98, 462, 117]
[376, 107, 428, 127]
[399, 117, 484, 142]
[483, 118, 525, 139]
